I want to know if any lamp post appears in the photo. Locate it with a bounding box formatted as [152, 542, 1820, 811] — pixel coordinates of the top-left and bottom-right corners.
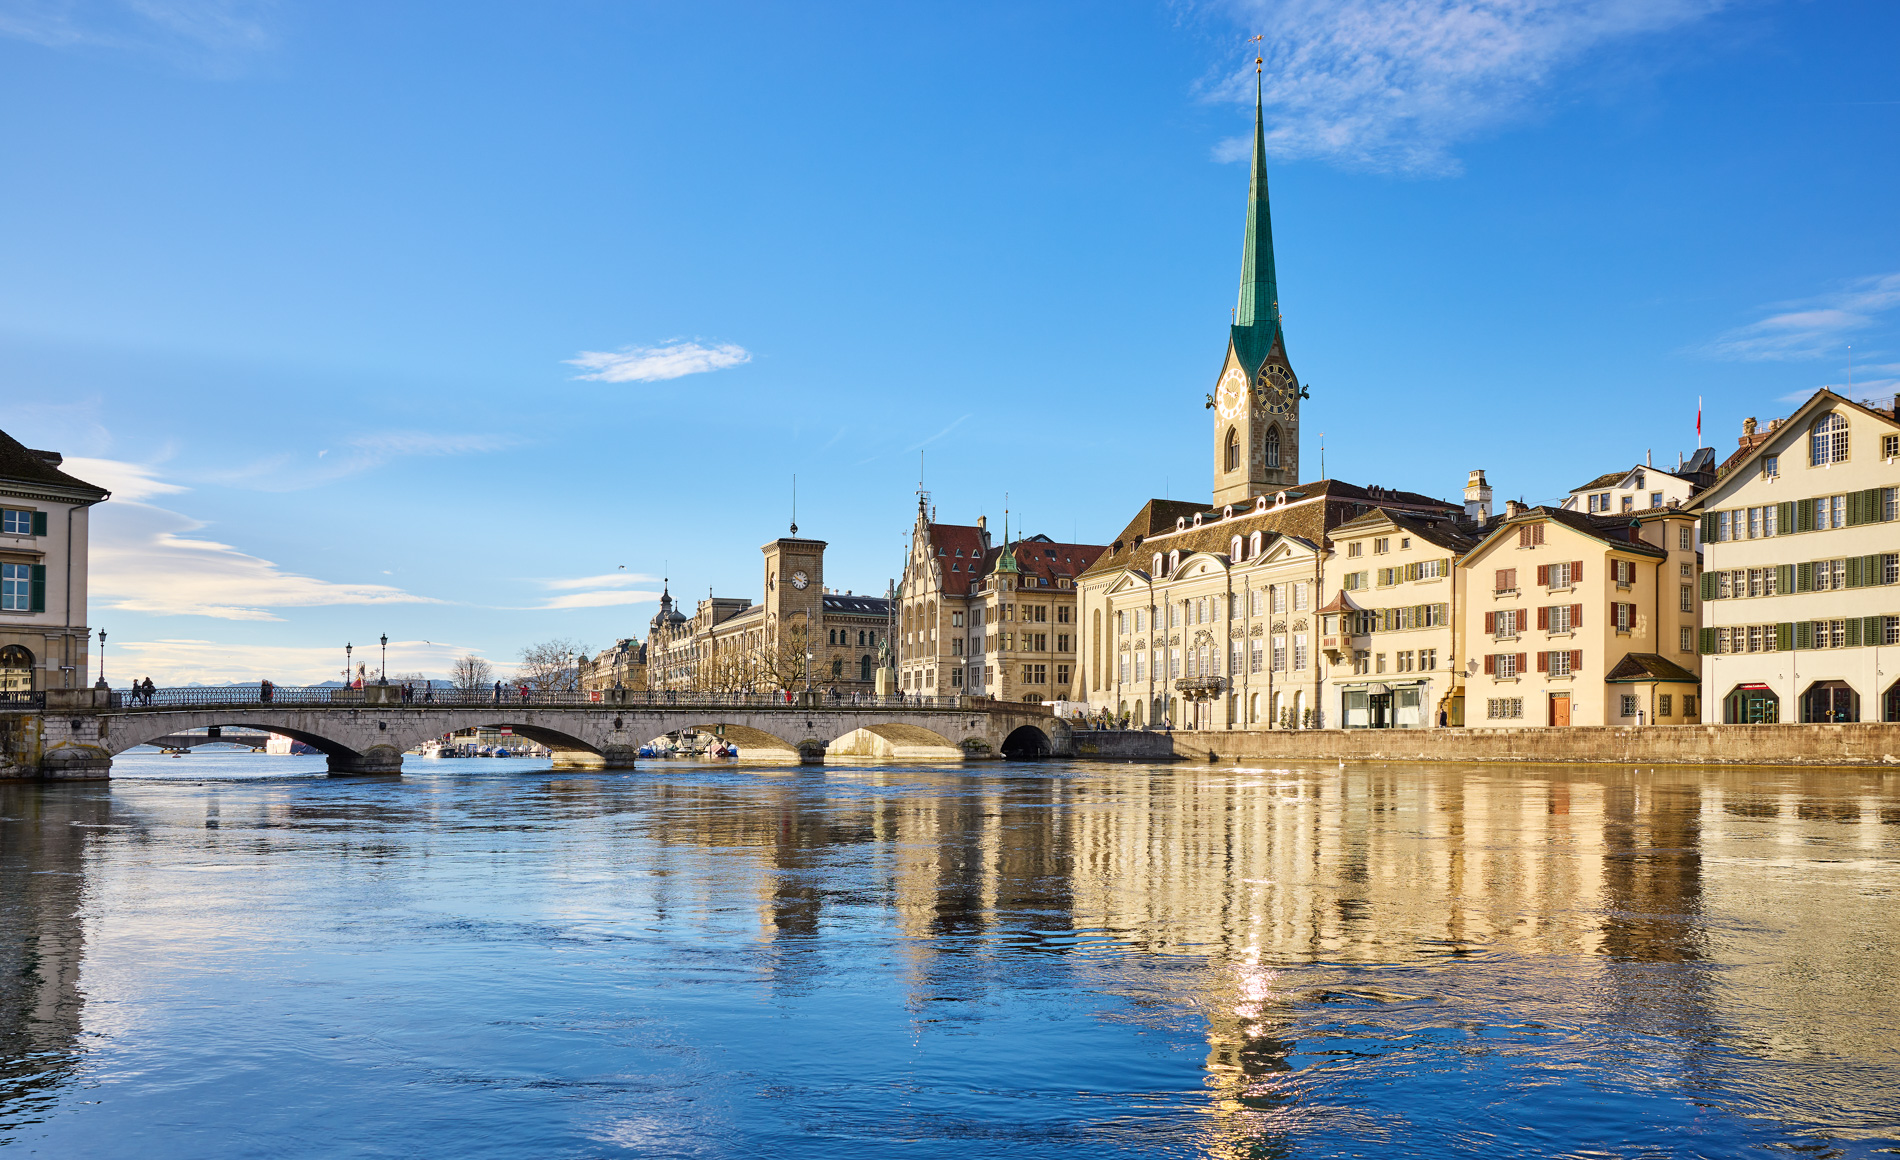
[96, 628, 106, 689]
[379, 634, 388, 685]
[346, 642, 353, 688]
[804, 647, 813, 694]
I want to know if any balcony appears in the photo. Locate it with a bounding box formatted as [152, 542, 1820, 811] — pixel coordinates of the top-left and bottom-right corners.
[1175, 676, 1226, 700]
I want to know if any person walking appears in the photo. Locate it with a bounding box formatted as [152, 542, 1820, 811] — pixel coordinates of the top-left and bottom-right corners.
[259, 678, 274, 704]
[492, 680, 502, 704]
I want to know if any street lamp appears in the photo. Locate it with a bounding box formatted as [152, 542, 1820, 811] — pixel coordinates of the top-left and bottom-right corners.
[96, 628, 106, 689]
[804, 648, 813, 694]
[346, 642, 353, 688]
[379, 634, 388, 685]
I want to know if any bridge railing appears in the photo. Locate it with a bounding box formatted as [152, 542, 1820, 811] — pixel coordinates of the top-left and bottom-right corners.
[107, 686, 980, 712]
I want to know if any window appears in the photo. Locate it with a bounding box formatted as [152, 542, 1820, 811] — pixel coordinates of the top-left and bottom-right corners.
[1547, 561, 1576, 588]
[1417, 559, 1445, 579]
[1813, 495, 1846, 530]
[1588, 493, 1609, 513]
[1056, 634, 1069, 652]
[1395, 650, 1414, 672]
[1264, 428, 1281, 468]
[1151, 553, 1163, 576]
[1249, 531, 1263, 558]
[1487, 697, 1523, 719]
[1250, 641, 1264, 673]
[0, 562, 29, 611]
[951, 611, 964, 628]
[1547, 604, 1574, 633]
[1680, 625, 1695, 653]
[1810, 412, 1849, 465]
[1812, 619, 1847, 649]
[1813, 558, 1847, 591]
[1680, 584, 1694, 612]
[1495, 568, 1517, 594]
[1548, 650, 1573, 676]
[1375, 652, 1387, 674]
[1293, 634, 1308, 670]
[1168, 649, 1181, 678]
[1620, 694, 1640, 718]
[1494, 653, 1519, 678]
[1419, 648, 1437, 671]
[1055, 664, 1069, 686]
[1271, 586, 1287, 614]
[1272, 637, 1287, 672]
[1224, 427, 1240, 472]
[1348, 541, 1362, 557]
[1611, 560, 1635, 585]
[1518, 524, 1545, 547]
[1491, 609, 1522, 638]
[0, 510, 33, 536]
[1230, 535, 1243, 560]
[1621, 496, 1634, 513]
[1715, 510, 1731, 542]
[1134, 652, 1145, 680]
[1679, 526, 1693, 551]
[1373, 537, 1390, 554]
[1684, 695, 1697, 717]
[1230, 642, 1242, 674]
[1119, 657, 1130, 683]
[1613, 602, 1637, 631]
[1761, 454, 1779, 478]
[1292, 582, 1307, 611]
[1650, 492, 1663, 509]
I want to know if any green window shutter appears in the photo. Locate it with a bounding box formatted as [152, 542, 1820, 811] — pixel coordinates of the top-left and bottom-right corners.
[1848, 490, 1867, 526]
[1848, 556, 1864, 588]
[1701, 572, 1717, 600]
[1795, 501, 1814, 533]
[1867, 615, 1888, 646]
[1794, 620, 1813, 650]
[30, 511, 46, 537]
[1700, 512, 1717, 542]
[1777, 622, 1794, 651]
[1868, 555, 1885, 587]
[1796, 561, 1814, 592]
[1699, 627, 1716, 654]
[1847, 618, 1863, 648]
[1778, 563, 1796, 594]
[28, 564, 45, 612]
[1779, 500, 1797, 535]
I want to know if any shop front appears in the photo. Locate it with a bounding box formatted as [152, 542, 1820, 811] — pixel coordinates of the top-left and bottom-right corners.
[1341, 680, 1428, 729]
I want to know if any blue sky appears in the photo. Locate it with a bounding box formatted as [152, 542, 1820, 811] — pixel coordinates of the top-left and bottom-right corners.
[3, 0, 1896, 683]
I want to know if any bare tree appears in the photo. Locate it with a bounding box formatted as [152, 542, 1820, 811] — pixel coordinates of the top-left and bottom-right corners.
[754, 617, 814, 691]
[452, 654, 494, 692]
[516, 638, 587, 693]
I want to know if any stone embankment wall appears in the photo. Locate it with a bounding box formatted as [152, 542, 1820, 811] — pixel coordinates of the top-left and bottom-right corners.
[1070, 730, 1179, 762]
[1166, 724, 1900, 767]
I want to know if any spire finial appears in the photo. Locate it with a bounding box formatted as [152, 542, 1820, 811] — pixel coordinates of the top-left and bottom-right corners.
[1232, 41, 1281, 372]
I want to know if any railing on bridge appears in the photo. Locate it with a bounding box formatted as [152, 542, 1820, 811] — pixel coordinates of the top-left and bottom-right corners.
[105, 686, 987, 712]
[0, 692, 46, 709]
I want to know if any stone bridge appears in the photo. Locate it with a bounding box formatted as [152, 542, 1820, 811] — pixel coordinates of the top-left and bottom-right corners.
[1, 688, 1075, 779]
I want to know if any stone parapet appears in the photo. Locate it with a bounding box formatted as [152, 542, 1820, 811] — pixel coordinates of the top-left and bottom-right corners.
[1166, 724, 1900, 766]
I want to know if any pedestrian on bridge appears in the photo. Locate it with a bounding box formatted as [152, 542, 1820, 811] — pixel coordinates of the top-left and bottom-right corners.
[259, 678, 274, 704]
[492, 680, 502, 704]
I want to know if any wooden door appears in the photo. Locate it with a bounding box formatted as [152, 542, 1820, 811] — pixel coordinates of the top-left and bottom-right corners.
[1549, 694, 1571, 727]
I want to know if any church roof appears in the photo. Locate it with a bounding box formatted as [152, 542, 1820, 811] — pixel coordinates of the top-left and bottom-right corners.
[1230, 71, 1283, 377]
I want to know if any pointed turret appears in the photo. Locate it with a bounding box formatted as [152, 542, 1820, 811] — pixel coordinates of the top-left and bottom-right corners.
[1230, 70, 1282, 375]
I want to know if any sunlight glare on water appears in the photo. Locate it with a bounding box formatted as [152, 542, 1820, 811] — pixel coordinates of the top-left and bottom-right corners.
[0, 749, 1895, 1158]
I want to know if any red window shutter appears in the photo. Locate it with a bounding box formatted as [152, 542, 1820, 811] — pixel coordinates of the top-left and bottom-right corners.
[1571, 649, 1582, 671]
[1537, 651, 1549, 672]
[1537, 564, 1550, 586]
[1517, 653, 1527, 674]
[1485, 611, 1496, 634]
[1537, 606, 1549, 630]
[1483, 654, 1496, 675]
[1572, 560, 1583, 579]
[1494, 568, 1506, 591]
[1572, 603, 1583, 627]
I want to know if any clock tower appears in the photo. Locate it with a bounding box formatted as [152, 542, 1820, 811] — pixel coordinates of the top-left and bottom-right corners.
[763, 533, 826, 656]
[1211, 69, 1302, 508]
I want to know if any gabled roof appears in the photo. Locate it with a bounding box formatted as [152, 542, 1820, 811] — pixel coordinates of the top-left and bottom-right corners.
[1461, 505, 1668, 562]
[1330, 507, 1481, 554]
[0, 430, 109, 501]
[1604, 653, 1699, 683]
[1690, 389, 1900, 508]
[1569, 464, 1698, 495]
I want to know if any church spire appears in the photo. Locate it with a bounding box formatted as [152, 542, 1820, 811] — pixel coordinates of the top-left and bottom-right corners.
[1231, 61, 1281, 373]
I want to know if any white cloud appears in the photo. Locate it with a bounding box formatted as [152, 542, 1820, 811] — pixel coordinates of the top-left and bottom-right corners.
[566, 341, 751, 384]
[81, 457, 439, 620]
[532, 572, 661, 611]
[0, 0, 277, 54]
[1207, 0, 1729, 174]
[114, 638, 480, 686]
[1702, 273, 1900, 362]
[198, 430, 517, 492]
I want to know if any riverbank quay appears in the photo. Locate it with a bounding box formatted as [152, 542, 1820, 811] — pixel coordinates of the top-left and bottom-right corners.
[1168, 722, 1900, 767]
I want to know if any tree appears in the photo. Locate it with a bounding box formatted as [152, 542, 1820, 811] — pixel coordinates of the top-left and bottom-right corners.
[754, 616, 814, 691]
[452, 655, 494, 692]
[516, 638, 586, 693]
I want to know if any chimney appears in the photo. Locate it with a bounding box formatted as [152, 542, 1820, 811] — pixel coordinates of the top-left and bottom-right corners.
[1463, 469, 1493, 523]
[1742, 416, 1757, 437]
[1646, 448, 1652, 467]
[1504, 499, 1525, 520]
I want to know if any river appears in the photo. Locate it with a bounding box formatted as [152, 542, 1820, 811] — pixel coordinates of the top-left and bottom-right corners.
[0, 747, 1895, 1157]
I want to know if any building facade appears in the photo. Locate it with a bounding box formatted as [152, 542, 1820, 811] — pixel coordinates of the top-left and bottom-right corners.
[641, 533, 892, 694]
[578, 637, 647, 693]
[1561, 449, 1716, 516]
[1460, 505, 1702, 728]
[896, 501, 1106, 703]
[0, 431, 108, 695]
[1690, 390, 1900, 724]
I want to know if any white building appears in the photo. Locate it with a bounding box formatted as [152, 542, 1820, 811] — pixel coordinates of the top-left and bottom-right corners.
[1561, 448, 1715, 516]
[0, 430, 109, 695]
[1689, 390, 1900, 724]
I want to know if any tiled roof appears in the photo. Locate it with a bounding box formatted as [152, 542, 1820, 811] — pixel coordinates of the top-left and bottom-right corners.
[1330, 507, 1483, 554]
[1466, 505, 1668, 561]
[0, 429, 108, 499]
[1604, 653, 1699, 683]
[926, 521, 1105, 593]
[1082, 480, 1462, 580]
[1569, 465, 1696, 494]
[823, 594, 891, 616]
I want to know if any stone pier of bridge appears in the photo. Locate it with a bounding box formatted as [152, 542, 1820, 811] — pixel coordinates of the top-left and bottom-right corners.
[0, 689, 1075, 780]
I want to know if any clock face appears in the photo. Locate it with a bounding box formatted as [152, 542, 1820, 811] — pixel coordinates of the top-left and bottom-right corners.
[790, 570, 809, 590]
[1255, 363, 1298, 415]
[1215, 367, 1247, 419]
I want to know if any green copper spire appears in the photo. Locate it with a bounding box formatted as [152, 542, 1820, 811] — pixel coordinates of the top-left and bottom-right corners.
[1230, 68, 1282, 374]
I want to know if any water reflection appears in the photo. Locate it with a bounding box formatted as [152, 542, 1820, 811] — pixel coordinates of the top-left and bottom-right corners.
[3, 755, 1898, 1156]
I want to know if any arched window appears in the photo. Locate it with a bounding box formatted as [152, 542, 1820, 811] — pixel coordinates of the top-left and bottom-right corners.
[860, 654, 874, 682]
[1230, 535, 1243, 560]
[1811, 412, 1849, 466]
[1168, 550, 1180, 574]
[831, 657, 844, 678]
[1224, 427, 1240, 472]
[0, 644, 31, 694]
[1152, 553, 1164, 576]
[1264, 426, 1282, 469]
[1249, 531, 1263, 558]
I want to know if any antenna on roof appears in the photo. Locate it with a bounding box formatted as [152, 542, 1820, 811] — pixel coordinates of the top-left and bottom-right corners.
[790, 475, 797, 536]
[1318, 432, 1325, 480]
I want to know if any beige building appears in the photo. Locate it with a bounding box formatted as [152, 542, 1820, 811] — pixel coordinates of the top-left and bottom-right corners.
[1561, 448, 1715, 516]
[896, 501, 1106, 702]
[1320, 506, 1482, 728]
[641, 532, 892, 694]
[0, 430, 108, 695]
[1689, 390, 1900, 724]
[578, 637, 647, 693]
[1460, 504, 1702, 728]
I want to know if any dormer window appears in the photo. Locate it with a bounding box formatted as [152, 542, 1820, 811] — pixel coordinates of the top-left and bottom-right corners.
[1249, 531, 1263, 557]
[1255, 496, 1268, 512]
[1192, 513, 1204, 528]
[1230, 535, 1243, 560]
[1223, 505, 1234, 519]
[1275, 492, 1288, 507]
[1176, 517, 1187, 531]
[1168, 550, 1181, 573]
[1152, 553, 1163, 576]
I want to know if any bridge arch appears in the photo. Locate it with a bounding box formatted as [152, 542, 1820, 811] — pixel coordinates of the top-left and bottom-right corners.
[1000, 725, 1052, 760]
[825, 722, 962, 762]
[104, 713, 400, 774]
